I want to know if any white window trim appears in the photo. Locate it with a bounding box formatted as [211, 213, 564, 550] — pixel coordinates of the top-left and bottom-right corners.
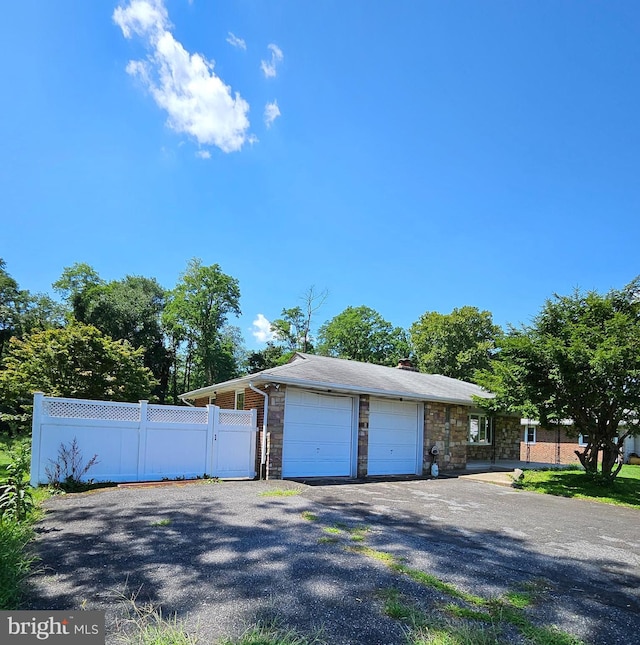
[524, 425, 536, 444]
[578, 434, 589, 446]
[468, 413, 492, 445]
[235, 390, 245, 410]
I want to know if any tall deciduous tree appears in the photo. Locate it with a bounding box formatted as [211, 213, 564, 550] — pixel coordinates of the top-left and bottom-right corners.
[317, 306, 410, 366]
[410, 306, 501, 381]
[163, 259, 241, 391]
[476, 278, 640, 481]
[270, 286, 328, 353]
[0, 259, 22, 360]
[77, 276, 171, 402]
[0, 323, 156, 436]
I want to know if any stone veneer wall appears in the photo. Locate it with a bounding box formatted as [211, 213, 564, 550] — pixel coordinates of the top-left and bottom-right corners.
[423, 403, 468, 471]
[466, 415, 523, 461]
[357, 395, 370, 478]
[265, 385, 286, 479]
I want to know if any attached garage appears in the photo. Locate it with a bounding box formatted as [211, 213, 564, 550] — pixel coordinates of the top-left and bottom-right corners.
[368, 398, 422, 475]
[282, 388, 356, 478]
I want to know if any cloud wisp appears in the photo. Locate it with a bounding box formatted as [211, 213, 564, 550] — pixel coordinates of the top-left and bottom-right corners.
[251, 314, 275, 343]
[226, 32, 246, 50]
[260, 43, 283, 78]
[114, 0, 251, 153]
[264, 100, 281, 128]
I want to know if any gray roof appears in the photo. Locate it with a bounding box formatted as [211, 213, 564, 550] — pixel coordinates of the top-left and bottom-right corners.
[181, 353, 493, 406]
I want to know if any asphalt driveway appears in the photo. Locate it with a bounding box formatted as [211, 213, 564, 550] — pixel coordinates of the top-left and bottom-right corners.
[27, 477, 640, 644]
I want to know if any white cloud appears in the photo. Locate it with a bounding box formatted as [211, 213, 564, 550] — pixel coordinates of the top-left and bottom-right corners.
[264, 100, 281, 128]
[260, 43, 283, 78]
[251, 314, 275, 343]
[196, 150, 211, 159]
[226, 32, 246, 50]
[114, 1, 251, 153]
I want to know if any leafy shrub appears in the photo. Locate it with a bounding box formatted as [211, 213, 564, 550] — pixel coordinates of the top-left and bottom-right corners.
[0, 439, 34, 522]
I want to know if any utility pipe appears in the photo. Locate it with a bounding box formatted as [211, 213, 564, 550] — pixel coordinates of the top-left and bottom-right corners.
[249, 382, 268, 479]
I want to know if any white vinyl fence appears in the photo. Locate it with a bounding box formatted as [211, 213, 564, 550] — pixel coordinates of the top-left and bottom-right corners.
[30, 393, 257, 486]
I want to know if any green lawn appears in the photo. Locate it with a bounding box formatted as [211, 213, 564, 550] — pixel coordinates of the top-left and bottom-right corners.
[517, 465, 640, 508]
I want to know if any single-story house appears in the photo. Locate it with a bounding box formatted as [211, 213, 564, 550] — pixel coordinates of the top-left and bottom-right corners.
[520, 418, 640, 465]
[180, 353, 522, 479]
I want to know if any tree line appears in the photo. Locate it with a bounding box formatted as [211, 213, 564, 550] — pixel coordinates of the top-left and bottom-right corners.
[1, 257, 639, 481]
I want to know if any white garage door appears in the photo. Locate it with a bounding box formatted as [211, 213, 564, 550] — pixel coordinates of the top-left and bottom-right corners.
[282, 389, 355, 477]
[368, 399, 421, 475]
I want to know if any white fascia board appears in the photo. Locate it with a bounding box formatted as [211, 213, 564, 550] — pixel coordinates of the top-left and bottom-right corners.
[180, 375, 254, 400]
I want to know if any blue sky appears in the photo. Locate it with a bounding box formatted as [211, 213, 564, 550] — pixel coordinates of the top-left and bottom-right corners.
[2, 0, 639, 350]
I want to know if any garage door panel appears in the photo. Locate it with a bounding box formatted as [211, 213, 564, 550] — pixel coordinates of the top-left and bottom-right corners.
[368, 399, 420, 476]
[285, 404, 352, 427]
[283, 390, 354, 478]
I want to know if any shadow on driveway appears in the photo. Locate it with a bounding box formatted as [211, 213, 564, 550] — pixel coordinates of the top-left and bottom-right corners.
[26, 478, 640, 645]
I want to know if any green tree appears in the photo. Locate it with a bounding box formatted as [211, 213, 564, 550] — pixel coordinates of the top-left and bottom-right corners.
[247, 342, 289, 373]
[163, 259, 241, 391]
[270, 286, 328, 353]
[0, 323, 156, 436]
[476, 279, 640, 481]
[52, 262, 104, 321]
[317, 306, 410, 366]
[77, 276, 171, 402]
[0, 259, 22, 361]
[410, 306, 501, 381]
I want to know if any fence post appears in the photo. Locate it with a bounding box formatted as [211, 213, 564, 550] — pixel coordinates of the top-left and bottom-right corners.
[205, 405, 216, 476]
[137, 400, 149, 482]
[30, 392, 44, 487]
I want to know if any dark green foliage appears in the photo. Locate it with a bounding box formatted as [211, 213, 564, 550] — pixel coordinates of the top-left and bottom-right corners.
[247, 342, 291, 372]
[476, 278, 640, 481]
[0, 322, 156, 434]
[163, 259, 242, 392]
[317, 305, 409, 366]
[410, 306, 501, 381]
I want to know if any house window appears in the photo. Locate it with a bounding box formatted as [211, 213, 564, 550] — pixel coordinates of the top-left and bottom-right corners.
[524, 426, 536, 444]
[235, 391, 245, 410]
[578, 434, 589, 446]
[468, 414, 491, 444]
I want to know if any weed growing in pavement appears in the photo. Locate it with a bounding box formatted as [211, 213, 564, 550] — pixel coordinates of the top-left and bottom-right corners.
[259, 488, 302, 497]
[150, 519, 172, 527]
[301, 511, 318, 521]
[115, 594, 197, 645]
[220, 619, 326, 645]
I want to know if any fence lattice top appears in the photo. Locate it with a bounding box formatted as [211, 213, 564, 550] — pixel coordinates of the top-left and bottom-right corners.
[147, 406, 208, 424]
[43, 399, 141, 422]
[41, 397, 254, 427]
[219, 410, 255, 426]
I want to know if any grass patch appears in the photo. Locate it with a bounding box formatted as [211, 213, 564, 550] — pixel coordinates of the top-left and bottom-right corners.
[317, 536, 340, 544]
[259, 488, 302, 497]
[301, 511, 318, 521]
[517, 465, 640, 508]
[0, 519, 37, 609]
[442, 603, 493, 623]
[410, 621, 503, 645]
[220, 621, 324, 645]
[151, 519, 172, 527]
[352, 546, 583, 645]
[322, 526, 342, 535]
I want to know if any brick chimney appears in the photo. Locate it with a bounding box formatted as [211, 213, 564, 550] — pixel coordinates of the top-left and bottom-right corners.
[396, 358, 418, 371]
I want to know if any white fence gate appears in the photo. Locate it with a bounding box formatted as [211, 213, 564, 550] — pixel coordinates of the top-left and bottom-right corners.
[30, 393, 257, 486]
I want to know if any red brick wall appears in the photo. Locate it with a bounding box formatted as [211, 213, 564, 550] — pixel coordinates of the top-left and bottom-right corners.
[520, 426, 582, 464]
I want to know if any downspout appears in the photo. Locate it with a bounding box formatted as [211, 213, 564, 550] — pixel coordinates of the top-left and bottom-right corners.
[249, 382, 268, 480]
